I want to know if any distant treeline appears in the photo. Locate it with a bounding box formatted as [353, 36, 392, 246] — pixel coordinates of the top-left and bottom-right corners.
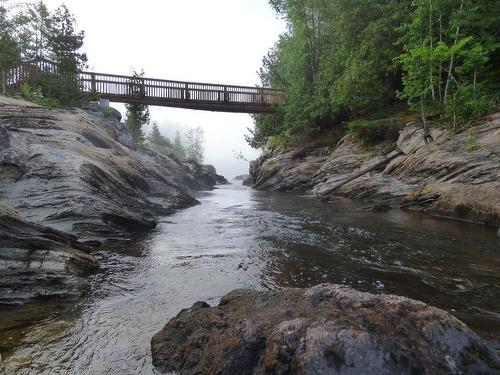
[249, 0, 499, 148]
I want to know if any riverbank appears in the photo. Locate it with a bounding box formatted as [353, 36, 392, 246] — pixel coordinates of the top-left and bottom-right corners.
[2, 183, 499, 373]
[247, 113, 500, 229]
[0, 96, 226, 308]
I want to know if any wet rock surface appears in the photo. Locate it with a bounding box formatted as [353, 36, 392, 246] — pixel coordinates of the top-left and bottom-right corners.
[151, 284, 499, 374]
[0, 201, 97, 306]
[250, 113, 500, 226]
[0, 96, 226, 306]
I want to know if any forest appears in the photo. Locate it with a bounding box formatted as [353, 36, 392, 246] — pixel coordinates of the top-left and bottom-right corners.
[249, 0, 499, 148]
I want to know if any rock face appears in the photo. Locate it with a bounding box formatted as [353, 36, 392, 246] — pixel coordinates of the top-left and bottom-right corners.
[151, 284, 499, 374]
[250, 113, 500, 226]
[0, 201, 97, 306]
[0, 96, 226, 305]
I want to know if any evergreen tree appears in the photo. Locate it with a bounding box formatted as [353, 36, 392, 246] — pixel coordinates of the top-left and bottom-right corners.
[0, 1, 21, 93]
[48, 4, 87, 74]
[17, 1, 52, 61]
[172, 131, 186, 161]
[147, 122, 172, 154]
[125, 70, 150, 144]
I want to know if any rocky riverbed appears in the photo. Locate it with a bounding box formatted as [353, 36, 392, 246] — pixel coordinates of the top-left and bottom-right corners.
[0, 96, 226, 307]
[151, 284, 499, 374]
[248, 113, 500, 228]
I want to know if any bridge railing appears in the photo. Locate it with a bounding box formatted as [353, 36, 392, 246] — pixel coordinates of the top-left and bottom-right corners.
[5, 59, 286, 109]
[79, 71, 285, 105]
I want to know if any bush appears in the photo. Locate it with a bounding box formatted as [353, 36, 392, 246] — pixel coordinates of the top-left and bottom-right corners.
[347, 118, 403, 145]
[465, 128, 479, 152]
[19, 83, 60, 107]
[37, 73, 86, 106]
[445, 85, 496, 128]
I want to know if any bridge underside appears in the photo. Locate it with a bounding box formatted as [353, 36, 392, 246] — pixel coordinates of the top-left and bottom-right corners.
[103, 94, 275, 114]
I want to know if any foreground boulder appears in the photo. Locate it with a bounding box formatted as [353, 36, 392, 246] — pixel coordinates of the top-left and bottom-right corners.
[151, 284, 499, 374]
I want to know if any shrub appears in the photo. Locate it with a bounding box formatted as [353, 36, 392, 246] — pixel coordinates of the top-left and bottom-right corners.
[465, 128, 479, 152]
[347, 118, 403, 145]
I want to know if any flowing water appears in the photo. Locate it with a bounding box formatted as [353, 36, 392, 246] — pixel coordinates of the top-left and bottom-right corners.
[1, 183, 499, 374]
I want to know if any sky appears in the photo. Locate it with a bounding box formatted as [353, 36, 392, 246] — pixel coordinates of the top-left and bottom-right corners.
[37, 0, 285, 178]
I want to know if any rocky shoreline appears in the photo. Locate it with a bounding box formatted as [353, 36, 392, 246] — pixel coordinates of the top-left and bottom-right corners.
[0, 96, 226, 307]
[247, 113, 500, 229]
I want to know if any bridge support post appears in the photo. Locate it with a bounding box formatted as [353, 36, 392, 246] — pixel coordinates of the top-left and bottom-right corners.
[184, 83, 189, 100]
[91, 73, 96, 93]
[224, 86, 228, 102]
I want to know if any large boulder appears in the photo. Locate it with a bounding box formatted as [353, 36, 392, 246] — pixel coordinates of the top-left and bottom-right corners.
[151, 284, 499, 374]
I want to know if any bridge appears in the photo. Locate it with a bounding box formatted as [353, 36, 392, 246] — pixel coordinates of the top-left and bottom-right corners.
[5, 59, 286, 114]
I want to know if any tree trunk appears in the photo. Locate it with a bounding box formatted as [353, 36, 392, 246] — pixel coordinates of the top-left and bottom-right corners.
[429, 0, 435, 101]
[443, 0, 464, 104]
[421, 97, 431, 144]
[438, 14, 443, 103]
[0, 66, 6, 95]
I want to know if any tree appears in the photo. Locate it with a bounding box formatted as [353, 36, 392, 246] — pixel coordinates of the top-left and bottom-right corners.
[17, 1, 52, 61]
[125, 70, 150, 144]
[0, 1, 21, 94]
[398, 0, 498, 128]
[185, 127, 205, 163]
[48, 4, 87, 74]
[147, 122, 172, 155]
[172, 131, 186, 160]
[249, 0, 410, 147]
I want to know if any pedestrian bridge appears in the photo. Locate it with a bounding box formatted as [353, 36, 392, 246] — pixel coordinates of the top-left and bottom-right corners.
[6, 59, 286, 113]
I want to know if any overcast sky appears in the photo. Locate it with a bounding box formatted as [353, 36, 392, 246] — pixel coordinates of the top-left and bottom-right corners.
[38, 0, 285, 178]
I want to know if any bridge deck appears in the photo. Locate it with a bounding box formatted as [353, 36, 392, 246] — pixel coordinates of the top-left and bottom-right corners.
[5, 59, 285, 113]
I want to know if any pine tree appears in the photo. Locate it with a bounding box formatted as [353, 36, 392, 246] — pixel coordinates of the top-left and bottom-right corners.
[48, 4, 87, 74]
[147, 122, 172, 154]
[172, 131, 186, 161]
[125, 70, 150, 144]
[0, 1, 21, 93]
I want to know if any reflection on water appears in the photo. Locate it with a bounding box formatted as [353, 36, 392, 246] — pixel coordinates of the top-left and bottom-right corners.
[1, 183, 499, 374]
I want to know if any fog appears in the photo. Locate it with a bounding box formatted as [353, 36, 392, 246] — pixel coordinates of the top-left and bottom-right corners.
[39, 0, 285, 178]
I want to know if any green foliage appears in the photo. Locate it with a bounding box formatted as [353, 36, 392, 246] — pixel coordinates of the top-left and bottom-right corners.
[48, 4, 87, 74]
[398, 0, 499, 128]
[347, 118, 403, 146]
[125, 69, 150, 145]
[250, 0, 498, 147]
[101, 107, 115, 119]
[184, 127, 205, 163]
[146, 122, 173, 155]
[19, 82, 59, 107]
[38, 72, 85, 106]
[465, 128, 479, 152]
[249, 0, 410, 147]
[172, 131, 186, 161]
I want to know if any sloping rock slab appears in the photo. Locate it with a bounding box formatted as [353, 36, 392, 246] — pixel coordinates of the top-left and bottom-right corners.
[151, 284, 499, 374]
[0, 202, 97, 306]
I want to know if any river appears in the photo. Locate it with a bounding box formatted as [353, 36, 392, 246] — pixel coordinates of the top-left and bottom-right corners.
[1, 182, 499, 374]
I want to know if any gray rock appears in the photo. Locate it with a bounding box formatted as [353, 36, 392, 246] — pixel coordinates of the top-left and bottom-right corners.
[0, 201, 97, 306]
[250, 113, 500, 226]
[151, 284, 499, 374]
[0, 96, 226, 306]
